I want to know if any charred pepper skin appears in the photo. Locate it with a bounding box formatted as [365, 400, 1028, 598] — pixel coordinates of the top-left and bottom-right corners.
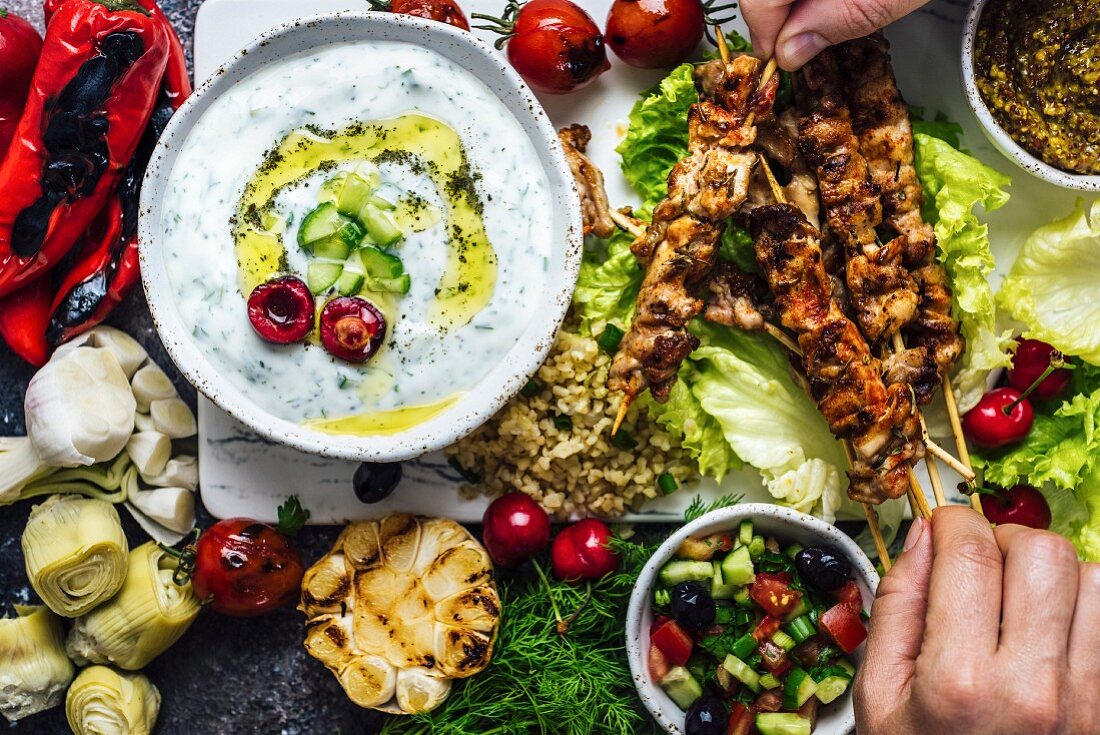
[0, 0, 168, 297]
[0, 10, 43, 154]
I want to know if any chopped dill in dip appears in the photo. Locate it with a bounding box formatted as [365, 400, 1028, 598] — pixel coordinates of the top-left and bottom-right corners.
[158, 41, 553, 432]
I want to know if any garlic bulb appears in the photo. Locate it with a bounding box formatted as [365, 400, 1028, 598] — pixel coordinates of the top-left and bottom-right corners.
[65, 666, 160, 735]
[0, 605, 74, 722]
[55, 326, 147, 380]
[67, 543, 201, 670]
[22, 495, 129, 617]
[26, 346, 136, 467]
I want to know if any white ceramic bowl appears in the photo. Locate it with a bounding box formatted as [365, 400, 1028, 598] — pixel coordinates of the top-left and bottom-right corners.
[960, 0, 1100, 191]
[139, 11, 582, 462]
[626, 504, 880, 735]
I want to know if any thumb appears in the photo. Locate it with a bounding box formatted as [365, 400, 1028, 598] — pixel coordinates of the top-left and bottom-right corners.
[857, 517, 932, 702]
[774, 0, 928, 69]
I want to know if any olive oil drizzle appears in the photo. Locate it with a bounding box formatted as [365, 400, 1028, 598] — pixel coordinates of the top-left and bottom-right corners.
[303, 393, 461, 435]
[233, 113, 498, 330]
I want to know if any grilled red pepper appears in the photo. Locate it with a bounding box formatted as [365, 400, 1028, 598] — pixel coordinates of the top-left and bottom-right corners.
[0, 9, 43, 154]
[0, 277, 52, 365]
[0, 0, 168, 297]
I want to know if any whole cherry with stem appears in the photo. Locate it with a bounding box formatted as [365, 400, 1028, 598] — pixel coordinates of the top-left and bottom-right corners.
[1007, 338, 1074, 402]
[961, 483, 1052, 530]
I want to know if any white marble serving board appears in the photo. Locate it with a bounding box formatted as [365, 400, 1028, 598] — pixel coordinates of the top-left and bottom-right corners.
[194, 0, 1076, 524]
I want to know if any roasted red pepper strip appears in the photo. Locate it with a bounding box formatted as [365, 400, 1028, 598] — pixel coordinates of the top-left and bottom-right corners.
[0, 0, 168, 297]
[0, 277, 52, 365]
[0, 9, 43, 154]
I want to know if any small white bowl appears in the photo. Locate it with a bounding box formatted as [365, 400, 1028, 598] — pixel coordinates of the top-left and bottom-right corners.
[626, 503, 880, 735]
[139, 11, 582, 462]
[960, 0, 1100, 191]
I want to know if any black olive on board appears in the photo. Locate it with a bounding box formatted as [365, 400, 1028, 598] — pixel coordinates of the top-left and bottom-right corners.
[795, 545, 852, 591]
[353, 462, 403, 503]
[670, 581, 716, 629]
[685, 696, 728, 735]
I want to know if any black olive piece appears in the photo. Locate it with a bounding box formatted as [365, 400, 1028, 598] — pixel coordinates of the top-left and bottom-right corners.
[353, 462, 403, 504]
[670, 581, 716, 630]
[685, 695, 728, 735]
[795, 544, 853, 591]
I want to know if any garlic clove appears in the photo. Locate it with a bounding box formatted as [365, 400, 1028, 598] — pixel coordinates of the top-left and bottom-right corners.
[54, 326, 147, 380]
[130, 365, 177, 414]
[140, 456, 198, 492]
[127, 487, 195, 534]
[125, 433, 172, 477]
[148, 399, 196, 440]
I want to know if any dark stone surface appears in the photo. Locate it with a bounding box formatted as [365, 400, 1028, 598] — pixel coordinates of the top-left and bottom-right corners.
[0, 2, 386, 732]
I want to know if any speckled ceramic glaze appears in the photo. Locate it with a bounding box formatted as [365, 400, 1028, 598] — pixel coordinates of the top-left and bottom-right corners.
[626, 504, 880, 735]
[138, 11, 583, 462]
[960, 0, 1100, 191]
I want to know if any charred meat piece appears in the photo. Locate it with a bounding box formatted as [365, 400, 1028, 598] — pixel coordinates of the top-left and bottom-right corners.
[558, 124, 616, 239]
[750, 203, 923, 504]
[704, 262, 774, 331]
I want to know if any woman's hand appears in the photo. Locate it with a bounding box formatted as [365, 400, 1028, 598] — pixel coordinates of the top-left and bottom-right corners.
[854, 506, 1100, 734]
[740, 0, 929, 70]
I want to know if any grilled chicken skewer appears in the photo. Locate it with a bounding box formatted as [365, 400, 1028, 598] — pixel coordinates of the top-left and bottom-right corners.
[558, 124, 616, 239]
[609, 54, 775, 425]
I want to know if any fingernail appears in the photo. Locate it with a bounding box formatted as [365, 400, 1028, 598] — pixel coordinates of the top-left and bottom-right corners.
[779, 32, 828, 69]
[902, 518, 925, 552]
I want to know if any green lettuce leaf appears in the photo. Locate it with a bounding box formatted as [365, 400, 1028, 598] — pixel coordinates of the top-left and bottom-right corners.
[573, 230, 643, 335]
[913, 133, 1014, 411]
[909, 106, 965, 149]
[998, 199, 1100, 365]
[643, 377, 741, 482]
[1075, 467, 1100, 561]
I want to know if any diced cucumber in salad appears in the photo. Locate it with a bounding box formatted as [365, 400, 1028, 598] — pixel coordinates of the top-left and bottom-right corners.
[648, 520, 868, 735]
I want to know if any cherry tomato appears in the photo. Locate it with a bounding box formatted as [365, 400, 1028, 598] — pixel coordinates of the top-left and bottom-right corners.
[980, 484, 1052, 530]
[550, 517, 620, 581]
[0, 10, 42, 153]
[481, 491, 551, 567]
[605, 0, 704, 69]
[1007, 338, 1072, 402]
[482, 0, 610, 94]
[650, 617, 693, 665]
[962, 386, 1034, 449]
[387, 0, 470, 30]
[191, 497, 308, 616]
[750, 574, 803, 618]
[818, 602, 867, 653]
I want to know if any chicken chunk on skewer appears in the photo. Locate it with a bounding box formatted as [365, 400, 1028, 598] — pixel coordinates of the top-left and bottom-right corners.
[558, 124, 616, 239]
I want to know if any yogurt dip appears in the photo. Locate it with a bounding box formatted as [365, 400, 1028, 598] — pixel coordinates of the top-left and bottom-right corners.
[158, 41, 554, 433]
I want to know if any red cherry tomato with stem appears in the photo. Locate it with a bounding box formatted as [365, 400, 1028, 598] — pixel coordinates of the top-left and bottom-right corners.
[481, 492, 551, 567]
[962, 386, 1034, 449]
[188, 497, 309, 616]
[473, 0, 610, 94]
[369, 0, 471, 30]
[1007, 338, 1073, 402]
[605, 0, 704, 69]
[979, 484, 1052, 530]
[550, 518, 620, 582]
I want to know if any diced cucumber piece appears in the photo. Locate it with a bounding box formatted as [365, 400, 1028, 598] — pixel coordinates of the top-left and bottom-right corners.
[335, 270, 365, 296]
[759, 673, 782, 690]
[299, 202, 351, 247]
[721, 655, 760, 693]
[782, 667, 817, 710]
[659, 666, 702, 710]
[306, 234, 351, 261]
[785, 615, 817, 644]
[748, 535, 766, 560]
[784, 542, 804, 560]
[738, 520, 753, 547]
[836, 658, 856, 677]
[360, 245, 405, 278]
[370, 193, 396, 210]
[730, 633, 758, 661]
[366, 274, 411, 295]
[720, 546, 755, 586]
[335, 219, 366, 247]
[307, 260, 343, 294]
[782, 596, 812, 623]
[813, 675, 851, 704]
[755, 713, 811, 735]
[359, 202, 403, 247]
[658, 560, 714, 587]
[711, 564, 738, 600]
[770, 630, 797, 651]
[336, 172, 380, 217]
[732, 586, 751, 605]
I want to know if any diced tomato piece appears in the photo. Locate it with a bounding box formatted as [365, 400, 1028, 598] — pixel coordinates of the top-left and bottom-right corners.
[752, 614, 782, 642]
[758, 639, 792, 676]
[650, 614, 671, 635]
[705, 533, 735, 554]
[726, 702, 753, 735]
[819, 602, 868, 653]
[831, 580, 863, 610]
[750, 573, 803, 617]
[651, 618, 694, 666]
[647, 642, 671, 682]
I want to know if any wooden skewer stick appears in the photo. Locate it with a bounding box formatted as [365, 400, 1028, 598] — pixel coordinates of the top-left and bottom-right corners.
[612, 395, 632, 436]
[608, 208, 644, 237]
[907, 471, 934, 520]
[943, 374, 985, 515]
[715, 24, 731, 64]
[842, 441, 893, 569]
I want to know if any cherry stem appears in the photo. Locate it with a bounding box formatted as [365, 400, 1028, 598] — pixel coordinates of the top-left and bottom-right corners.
[1004, 351, 1067, 414]
[532, 562, 592, 636]
[958, 482, 999, 498]
[157, 528, 200, 586]
[470, 3, 519, 48]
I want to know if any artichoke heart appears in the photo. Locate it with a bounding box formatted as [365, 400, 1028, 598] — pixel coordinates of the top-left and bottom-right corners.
[66, 666, 160, 735]
[22, 494, 129, 617]
[0, 605, 75, 722]
[67, 542, 201, 671]
[299, 514, 500, 715]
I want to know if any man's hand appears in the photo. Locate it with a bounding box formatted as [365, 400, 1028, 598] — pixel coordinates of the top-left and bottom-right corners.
[740, 0, 928, 70]
[854, 506, 1100, 734]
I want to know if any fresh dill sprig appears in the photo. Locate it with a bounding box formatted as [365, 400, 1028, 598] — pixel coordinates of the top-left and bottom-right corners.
[683, 493, 744, 523]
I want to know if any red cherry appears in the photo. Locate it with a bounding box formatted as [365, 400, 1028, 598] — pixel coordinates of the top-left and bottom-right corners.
[1007, 339, 1072, 402]
[319, 297, 386, 363]
[551, 518, 620, 583]
[247, 276, 314, 344]
[962, 387, 1034, 449]
[980, 484, 1052, 530]
[482, 492, 551, 568]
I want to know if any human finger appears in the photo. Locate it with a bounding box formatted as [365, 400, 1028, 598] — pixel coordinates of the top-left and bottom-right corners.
[740, 0, 797, 58]
[774, 0, 930, 70]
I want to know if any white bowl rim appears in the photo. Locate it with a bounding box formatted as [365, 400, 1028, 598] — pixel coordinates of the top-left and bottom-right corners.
[625, 503, 881, 735]
[138, 10, 583, 461]
[959, 0, 1100, 192]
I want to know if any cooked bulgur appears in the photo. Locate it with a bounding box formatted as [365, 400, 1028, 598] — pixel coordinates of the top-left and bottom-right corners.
[445, 324, 696, 519]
